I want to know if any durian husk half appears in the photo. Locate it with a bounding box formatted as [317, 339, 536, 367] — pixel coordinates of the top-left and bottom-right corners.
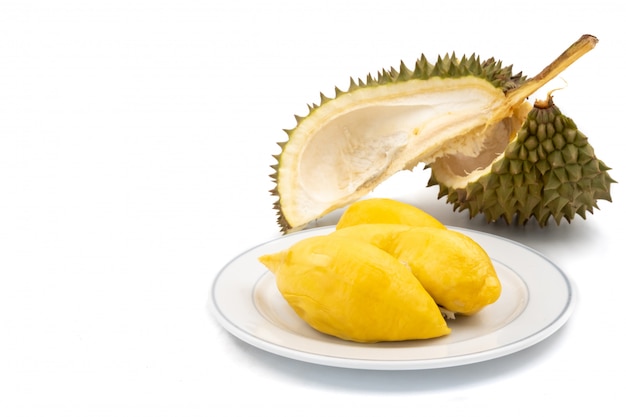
[270, 35, 608, 232]
[428, 95, 615, 226]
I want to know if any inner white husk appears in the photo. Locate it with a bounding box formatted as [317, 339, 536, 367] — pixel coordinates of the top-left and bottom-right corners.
[278, 77, 529, 228]
[429, 101, 531, 189]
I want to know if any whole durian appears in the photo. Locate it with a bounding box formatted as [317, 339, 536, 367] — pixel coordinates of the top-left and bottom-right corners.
[270, 35, 613, 232]
[428, 96, 615, 226]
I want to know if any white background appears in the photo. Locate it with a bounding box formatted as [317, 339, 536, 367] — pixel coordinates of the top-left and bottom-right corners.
[1, 1, 624, 415]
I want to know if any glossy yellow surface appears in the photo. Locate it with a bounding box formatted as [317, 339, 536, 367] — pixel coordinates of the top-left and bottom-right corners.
[332, 224, 501, 315]
[389, 227, 501, 315]
[331, 223, 412, 248]
[335, 198, 446, 230]
[259, 235, 450, 342]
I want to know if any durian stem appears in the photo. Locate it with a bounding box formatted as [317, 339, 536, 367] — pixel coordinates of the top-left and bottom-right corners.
[505, 34, 598, 105]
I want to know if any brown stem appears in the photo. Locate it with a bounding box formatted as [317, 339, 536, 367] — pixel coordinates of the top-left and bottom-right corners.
[505, 34, 598, 105]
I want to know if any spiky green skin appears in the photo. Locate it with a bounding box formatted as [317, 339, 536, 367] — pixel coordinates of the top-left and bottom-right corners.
[428, 100, 615, 226]
[271, 54, 528, 232]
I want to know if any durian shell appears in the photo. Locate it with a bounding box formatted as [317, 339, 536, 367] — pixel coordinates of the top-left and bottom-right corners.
[270, 35, 601, 232]
[271, 55, 526, 232]
[429, 97, 615, 226]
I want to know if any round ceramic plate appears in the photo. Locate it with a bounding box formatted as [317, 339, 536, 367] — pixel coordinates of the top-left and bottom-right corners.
[209, 226, 576, 370]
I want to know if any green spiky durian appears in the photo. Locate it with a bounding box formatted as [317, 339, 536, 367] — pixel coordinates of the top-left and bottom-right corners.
[428, 96, 615, 226]
[270, 35, 610, 232]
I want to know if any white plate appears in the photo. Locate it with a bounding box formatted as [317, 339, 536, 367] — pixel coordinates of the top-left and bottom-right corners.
[209, 226, 576, 370]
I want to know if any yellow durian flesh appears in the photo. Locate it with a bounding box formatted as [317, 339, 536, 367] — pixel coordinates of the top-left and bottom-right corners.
[335, 197, 446, 230]
[332, 223, 413, 249]
[259, 235, 450, 342]
[389, 227, 501, 315]
[332, 224, 501, 315]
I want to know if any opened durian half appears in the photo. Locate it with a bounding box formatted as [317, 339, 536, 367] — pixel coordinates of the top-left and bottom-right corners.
[270, 35, 614, 232]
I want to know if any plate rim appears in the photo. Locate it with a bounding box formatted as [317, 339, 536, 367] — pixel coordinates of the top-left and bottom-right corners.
[209, 226, 576, 370]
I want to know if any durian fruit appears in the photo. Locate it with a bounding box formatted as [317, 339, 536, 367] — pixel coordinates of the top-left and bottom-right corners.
[428, 95, 615, 225]
[270, 34, 612, 232]
[259, 235, 451, 342]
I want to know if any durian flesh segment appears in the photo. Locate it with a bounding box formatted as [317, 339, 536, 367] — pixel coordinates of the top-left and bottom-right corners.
[332, 225, 501, 315]
[335, 197, 446, 230]
[279, 76, 518, 231]
[259, 235, 450, 342]
[389, 227, 501, 315]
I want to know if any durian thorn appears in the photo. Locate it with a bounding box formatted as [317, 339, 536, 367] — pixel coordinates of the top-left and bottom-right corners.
[505, 34, 598, 106]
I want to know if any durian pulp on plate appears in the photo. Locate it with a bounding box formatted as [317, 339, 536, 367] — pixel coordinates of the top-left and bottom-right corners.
[273, 35, 599, 232]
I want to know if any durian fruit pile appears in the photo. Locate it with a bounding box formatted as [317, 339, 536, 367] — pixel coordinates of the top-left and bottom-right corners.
[259, 198, 501, 343]
[270, 34, 615, 232]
